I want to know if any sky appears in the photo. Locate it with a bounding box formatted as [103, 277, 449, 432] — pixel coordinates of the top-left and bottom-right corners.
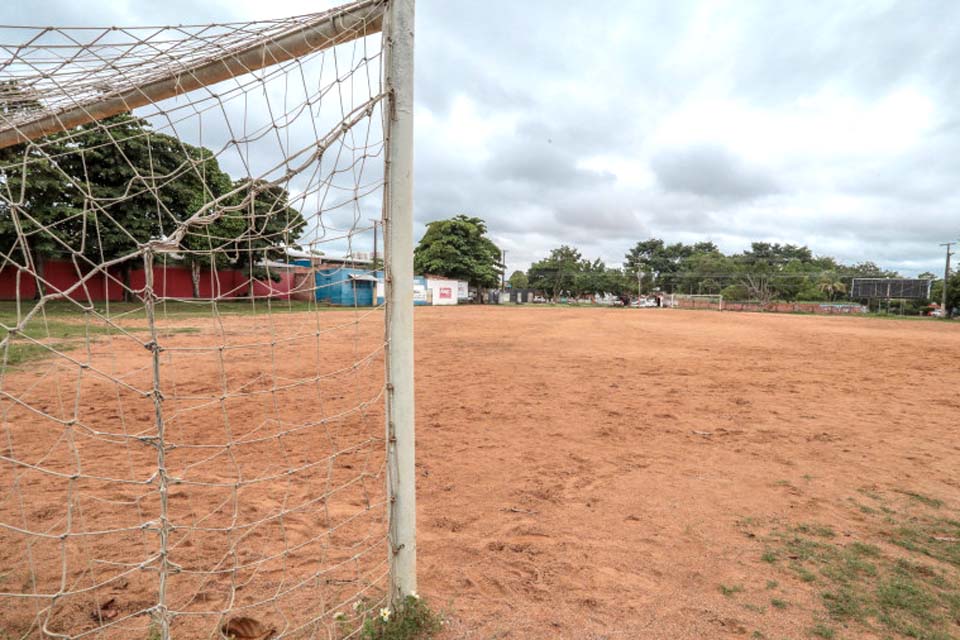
[4, 0, 960, 275]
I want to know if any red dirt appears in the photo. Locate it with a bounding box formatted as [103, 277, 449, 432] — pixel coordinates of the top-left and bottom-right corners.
[2, 306, 959, 639]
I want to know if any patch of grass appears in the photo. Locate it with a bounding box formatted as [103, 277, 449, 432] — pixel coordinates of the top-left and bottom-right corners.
[719, 583, 745, 597]
[857, 486, 883, 501]
[821, 586, 864, 621]
[797, 523, 836, 538]
[358, 595, 442, 640]
[895, 490, 944, 509]
[743, 603, 766, 614]
[762, 497, 960, 640]
[792, 563, 817, 583]
[2, 340, 74, 366]
[765, 580, 779, 590]
[761, 549, 778, 563]
[771, 598, 788, 610]
[888, 519, 960, 568]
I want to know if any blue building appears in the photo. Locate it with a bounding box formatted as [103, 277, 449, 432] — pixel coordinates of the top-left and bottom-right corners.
[292, 258, 434, 307]
[314, 268, 381, 306]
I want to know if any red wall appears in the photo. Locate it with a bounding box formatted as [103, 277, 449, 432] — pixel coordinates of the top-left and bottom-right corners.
[0, 260, 295, 302]
[674, 299, 867, 314]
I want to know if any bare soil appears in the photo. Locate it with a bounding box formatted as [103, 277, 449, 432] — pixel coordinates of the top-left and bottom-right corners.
[2, 306, 958, 639]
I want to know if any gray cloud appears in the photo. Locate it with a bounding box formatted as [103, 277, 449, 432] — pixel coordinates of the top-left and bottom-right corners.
[651, 146, 780, 200]
[4, 0, 959, 275]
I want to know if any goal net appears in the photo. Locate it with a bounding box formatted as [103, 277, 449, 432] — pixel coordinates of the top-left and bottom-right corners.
[664, 294, 724, 311]
[0, 1, 415, 638]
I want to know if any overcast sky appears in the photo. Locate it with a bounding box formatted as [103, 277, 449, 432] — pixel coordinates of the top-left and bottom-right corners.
[5, 0, 960, 275]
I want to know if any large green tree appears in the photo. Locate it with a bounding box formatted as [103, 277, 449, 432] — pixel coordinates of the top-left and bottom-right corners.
[413, 215, 503, 293]
[507, 270, 528, 289]
[1, 109, 306, 300]
[527, 245, 582, 301]
[0, 83, 82, 298]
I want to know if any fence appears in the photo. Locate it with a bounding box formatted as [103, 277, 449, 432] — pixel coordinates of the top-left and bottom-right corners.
[673, 299, 868, 314]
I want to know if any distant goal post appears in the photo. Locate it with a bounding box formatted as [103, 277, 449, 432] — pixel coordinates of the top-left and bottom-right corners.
[664, 293, 724, 311]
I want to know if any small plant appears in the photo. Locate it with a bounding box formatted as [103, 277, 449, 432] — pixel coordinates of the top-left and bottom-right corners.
[358, 594, 442, 640]
[895, 490, 943, 509]
[761, 550, 778, 563]
[809, 622, 835, 638]
[719, 583, 745, 597]
[765, 580, 779, 590]
[796, 523, 836, 538]
[771, 598, 788, 610]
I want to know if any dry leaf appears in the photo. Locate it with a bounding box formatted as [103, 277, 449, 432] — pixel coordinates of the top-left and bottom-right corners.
[91, 598, 119, 624]
[221, 616, 276, 640]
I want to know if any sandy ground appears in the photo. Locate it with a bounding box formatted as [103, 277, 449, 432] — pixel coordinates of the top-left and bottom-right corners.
[2, 306, 959, 639]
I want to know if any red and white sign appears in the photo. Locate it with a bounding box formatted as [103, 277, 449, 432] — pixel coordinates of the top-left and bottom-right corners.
[439, 287, 452, 299]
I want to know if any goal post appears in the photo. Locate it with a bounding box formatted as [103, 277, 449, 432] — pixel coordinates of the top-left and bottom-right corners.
[382, 0, 417, 604]
[665, 293, 724, 311]
[0, 0, 416, 637]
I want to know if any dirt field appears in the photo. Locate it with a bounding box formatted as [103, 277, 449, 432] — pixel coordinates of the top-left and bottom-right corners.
[414, 307, 960, 639]
[2, 306, 959, 639]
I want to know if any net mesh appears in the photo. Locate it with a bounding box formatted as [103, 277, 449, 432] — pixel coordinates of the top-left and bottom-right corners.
[0, 2, 392, 638]
[665, 294, 724, 311]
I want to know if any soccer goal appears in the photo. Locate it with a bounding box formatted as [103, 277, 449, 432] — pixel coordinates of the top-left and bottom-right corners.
[0, 1, 415, 638]
[665, 293, 724, 311]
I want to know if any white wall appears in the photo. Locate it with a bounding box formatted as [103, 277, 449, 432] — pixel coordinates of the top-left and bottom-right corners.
[425, 278, 458, 305]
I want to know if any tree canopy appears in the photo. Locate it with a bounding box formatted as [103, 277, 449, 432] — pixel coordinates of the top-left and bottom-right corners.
[507, 270, 528, 289]
[527, 246, 631, 301]
[413, 214, 503, 290]
[621, 237, 910, 304]
[0, 111, 306, 298]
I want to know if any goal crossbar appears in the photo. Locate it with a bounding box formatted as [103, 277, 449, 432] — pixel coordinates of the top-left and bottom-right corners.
[0, 0, 385, 149]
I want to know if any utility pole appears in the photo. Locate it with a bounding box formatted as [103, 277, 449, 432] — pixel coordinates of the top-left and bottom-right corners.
[369, 218, 379, 270]
[941, 241, 955, 317]
[501, 249, 506, 290]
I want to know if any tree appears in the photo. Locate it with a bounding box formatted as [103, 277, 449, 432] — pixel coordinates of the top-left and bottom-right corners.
[54, 114, 249, 299]
[816, 273, 847, 301]
[527, 245, 582, 302]
[1, 109, 307, 301]
[0, 82, 81, 299]
[414, 215, 502, 295]
[507, 270, 528, 289]
[225, 179, 306, 298]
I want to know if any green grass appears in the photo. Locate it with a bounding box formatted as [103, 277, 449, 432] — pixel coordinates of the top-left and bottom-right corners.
[719, 583, 745, 597]
[357, 595, 442, 640]
[895, 490, 945, 509]
[0, 299, 355, 366]
[757, 492, 960, 640]
[797, 524, 837, 539]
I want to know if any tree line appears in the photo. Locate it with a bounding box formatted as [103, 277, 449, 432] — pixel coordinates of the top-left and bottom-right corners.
[413, 214, 958, 310]
[0, 102, 305, 300]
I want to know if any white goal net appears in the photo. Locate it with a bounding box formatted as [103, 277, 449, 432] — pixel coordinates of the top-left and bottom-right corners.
[0, 1, 415, 638]
[664, 294, 724, 311]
